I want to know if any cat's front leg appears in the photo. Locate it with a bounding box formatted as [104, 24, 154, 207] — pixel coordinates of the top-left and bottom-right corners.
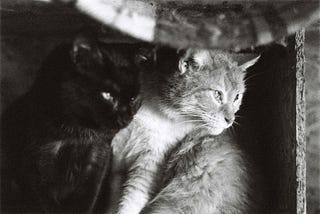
[116, 152, 161, 214]
[140, 204, 177, 214]
[39, 137, 112, 213]
[75, 140, 112, 214]
[139, 187, 180, 214]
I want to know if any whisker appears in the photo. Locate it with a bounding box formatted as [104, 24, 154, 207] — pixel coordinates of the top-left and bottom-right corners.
[244, 72, 264, 82]
[232, 121, 240, 128]
[193, 123, 209, 131]
[235, 115, 244, 118]
[177, 120, 204, 125]
[229, 126, 236, 135]
[233, 120, 240, 126]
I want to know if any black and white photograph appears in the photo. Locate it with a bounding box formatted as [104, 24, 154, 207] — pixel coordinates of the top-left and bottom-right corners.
[0, 0, 319, 213]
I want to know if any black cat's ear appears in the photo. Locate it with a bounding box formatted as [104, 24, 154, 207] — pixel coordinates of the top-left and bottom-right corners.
[134, 45, 155, 67]
[71, 32, 103, 68]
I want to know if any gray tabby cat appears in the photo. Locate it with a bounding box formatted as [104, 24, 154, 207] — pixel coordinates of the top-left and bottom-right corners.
[109, 47, 260, 214]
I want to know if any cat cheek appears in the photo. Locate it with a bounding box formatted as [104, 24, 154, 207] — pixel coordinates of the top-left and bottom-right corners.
[233, 102, 241, 111]
[112, 101, 119, 111]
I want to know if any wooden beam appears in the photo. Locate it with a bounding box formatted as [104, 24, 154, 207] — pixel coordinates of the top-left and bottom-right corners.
[295, 29, 306, 214]
[1, 0, 319, 50]
[73, 0, 320, 50]
[149, 0, 309, 5]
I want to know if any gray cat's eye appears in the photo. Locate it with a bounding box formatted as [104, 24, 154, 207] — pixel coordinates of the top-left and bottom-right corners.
[234, 94, 239, 102]
[214, 90, 223, 103]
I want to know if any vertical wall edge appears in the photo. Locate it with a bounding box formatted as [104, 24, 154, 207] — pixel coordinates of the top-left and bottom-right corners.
[295, 29, 306, 214]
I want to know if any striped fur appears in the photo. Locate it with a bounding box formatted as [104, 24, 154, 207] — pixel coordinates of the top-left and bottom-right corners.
[141, 130, 266, 214]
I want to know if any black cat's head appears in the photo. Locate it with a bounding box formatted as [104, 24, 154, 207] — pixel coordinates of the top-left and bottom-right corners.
[59, 32, 145, 129]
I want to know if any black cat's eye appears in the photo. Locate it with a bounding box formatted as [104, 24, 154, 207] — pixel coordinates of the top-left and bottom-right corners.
[234, 94, 239, 102]
[101, 92, 113, 102]
[214, 90, 223, 104]
[129, 96, 139, 107]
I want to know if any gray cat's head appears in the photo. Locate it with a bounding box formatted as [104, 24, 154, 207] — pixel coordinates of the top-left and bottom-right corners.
[144, 48, 259, 135]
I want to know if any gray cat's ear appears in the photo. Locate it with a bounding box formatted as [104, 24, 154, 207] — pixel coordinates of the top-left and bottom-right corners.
[239, 55, 260, 70]
[178, 49, 198, 74]
[231, 53, 260, 70]
[178, 59, 189, 75]
[71, 32, 103, 66]
[178, 49, 189, 75]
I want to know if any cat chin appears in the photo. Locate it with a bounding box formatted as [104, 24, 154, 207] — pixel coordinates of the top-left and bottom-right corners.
[207, 127, 225, 135]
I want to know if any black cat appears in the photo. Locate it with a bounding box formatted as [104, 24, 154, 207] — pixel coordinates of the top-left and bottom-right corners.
[1, 32, 146, 213]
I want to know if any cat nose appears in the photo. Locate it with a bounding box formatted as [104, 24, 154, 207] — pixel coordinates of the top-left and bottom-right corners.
[224, 116, 234, 124]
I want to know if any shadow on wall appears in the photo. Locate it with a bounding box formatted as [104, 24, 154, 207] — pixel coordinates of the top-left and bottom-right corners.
[0, 35, 74, 112]
[305, 29, 320, 214]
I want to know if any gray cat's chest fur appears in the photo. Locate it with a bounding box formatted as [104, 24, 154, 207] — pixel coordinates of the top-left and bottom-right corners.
[112, 105, 195, 168]
[144, 130, 264, 214]
[109, 104, 195, 214]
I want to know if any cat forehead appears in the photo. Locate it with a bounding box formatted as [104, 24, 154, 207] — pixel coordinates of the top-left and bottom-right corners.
[225, 72, 246, 92]
[192, 50, 213, 66]
[188, 50, 246, 92]
[188, 49, 235, 68]
[196, 69, 245, 91]
[100, 48, 131, 67]
[188, 49, 245, 80]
